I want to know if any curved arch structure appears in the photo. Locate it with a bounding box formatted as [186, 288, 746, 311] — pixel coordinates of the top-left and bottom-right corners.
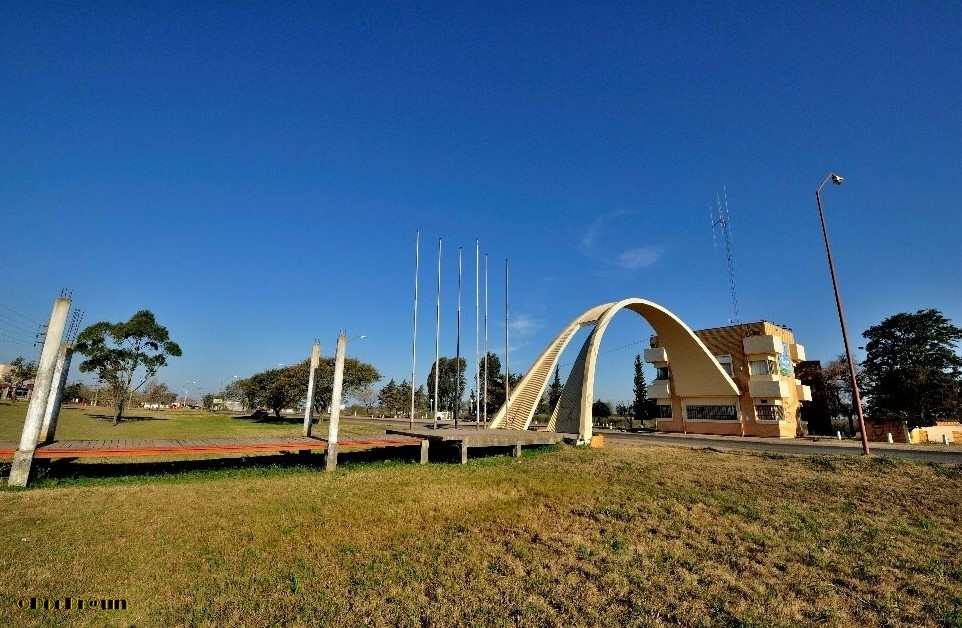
[490, 298, 740, 443]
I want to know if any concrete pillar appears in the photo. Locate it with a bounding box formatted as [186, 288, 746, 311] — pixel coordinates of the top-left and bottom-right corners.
[39, 344, 73, 443]
[302, 341, 320, 437]
[419, 439, 429, 464]
[887, 432, 894, 444]
[9, 297, 71, 487]
[512, 443, 522, 458]
[325, 442, 338, 471]
[459, 441, 468, 464]
[327, 333, 347, 446]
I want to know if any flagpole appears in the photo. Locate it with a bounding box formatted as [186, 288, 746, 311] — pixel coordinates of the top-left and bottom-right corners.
[475, 238, 480, 429]
[484, 253, 489, 426]
[455, 246, 462, 429]
[433, 238, 441, 430]
[505, 257, 510, 427]
[409, 230, 419, 429]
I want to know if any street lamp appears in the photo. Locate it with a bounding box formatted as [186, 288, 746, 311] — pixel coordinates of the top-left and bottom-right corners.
[182, 381, 196, 408]
[815, 172, 870, 456]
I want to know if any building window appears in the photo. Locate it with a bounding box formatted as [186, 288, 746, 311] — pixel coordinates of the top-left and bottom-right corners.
[749, 358, 777, 376]
[685, 405, 738, 420]
[656, 405, 672, 419]
[656, 366, 670, 380]
[755, 405, 785, 421]
[716, 354, 734, 377]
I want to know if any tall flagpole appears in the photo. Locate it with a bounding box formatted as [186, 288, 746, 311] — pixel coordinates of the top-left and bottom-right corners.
[433, 238, 441, 429]
[409, 230, 419, 429]
[505, 258, 510, 426]
[483, 253, 489, 426]
[475, 238, 480, 429]
[455, 246, 462, 429]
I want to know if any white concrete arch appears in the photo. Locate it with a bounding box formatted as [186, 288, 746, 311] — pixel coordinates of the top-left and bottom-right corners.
[490, 297, 740, 443]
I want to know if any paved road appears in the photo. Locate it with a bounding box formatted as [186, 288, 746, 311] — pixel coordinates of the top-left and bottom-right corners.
[597, 429, 962, 465]
[335, 416, 962, 466]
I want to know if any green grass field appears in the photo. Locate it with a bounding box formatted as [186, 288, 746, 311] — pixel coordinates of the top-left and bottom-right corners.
[1, 408, 960, 627]
[0, 400, 387, 442]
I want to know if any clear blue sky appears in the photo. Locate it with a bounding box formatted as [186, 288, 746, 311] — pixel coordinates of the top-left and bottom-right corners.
[2, 1, 960, 406]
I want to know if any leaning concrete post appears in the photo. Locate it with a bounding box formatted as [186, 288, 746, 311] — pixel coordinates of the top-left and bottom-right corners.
[327, 332, 346, 446]
[302, 341, 321, 437]
[9, 297, 71, 487]
[39, 344, 74, 443]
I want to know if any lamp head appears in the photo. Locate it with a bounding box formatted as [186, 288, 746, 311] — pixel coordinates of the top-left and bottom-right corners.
[831, 174, 844, 185]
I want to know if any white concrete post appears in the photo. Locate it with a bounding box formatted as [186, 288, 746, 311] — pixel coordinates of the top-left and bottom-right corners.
[837, 431, 842, 440]
[887, 432, 894, 444]
[327, 332, 347, 446]
[302, 341, 320, 437]
[943, 434, 950, 445]
[39, 344, 74, 443]
[9, 297, 71, 487]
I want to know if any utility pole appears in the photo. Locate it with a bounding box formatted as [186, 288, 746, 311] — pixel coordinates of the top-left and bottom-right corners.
[9, 297, 71, 486]
[303, 341, 321, 437]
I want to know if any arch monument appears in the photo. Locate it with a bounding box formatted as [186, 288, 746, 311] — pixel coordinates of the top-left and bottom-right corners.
[489, 298, 740, 443]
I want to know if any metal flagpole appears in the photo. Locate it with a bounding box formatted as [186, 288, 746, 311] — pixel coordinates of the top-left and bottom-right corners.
[433, 238, 441, 430]
[455, 246, 462, 429]
[483, 253, 489, 426]
[475, 238, 480, 429]
[410, 230, 419, 428]
[505, 258, 510, 427]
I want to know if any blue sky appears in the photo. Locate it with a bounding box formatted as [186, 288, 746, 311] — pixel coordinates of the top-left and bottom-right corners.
[2, 1, 960, 406]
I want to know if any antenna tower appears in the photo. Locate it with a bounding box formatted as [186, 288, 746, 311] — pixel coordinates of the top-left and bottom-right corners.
[709, 187, 739, 323]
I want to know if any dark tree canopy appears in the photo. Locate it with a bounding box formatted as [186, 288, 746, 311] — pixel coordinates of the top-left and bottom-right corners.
[592, 399, 612, 419]
[631, 354, 656, 428]
[861, 309, 962, 427]
[237, 357, 381, 418]
[477, 352, 521, 418]
[427, 357, 467, 413]
[75, 310, 181, 425]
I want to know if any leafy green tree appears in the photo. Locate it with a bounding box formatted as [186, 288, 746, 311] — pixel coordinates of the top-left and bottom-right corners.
[75, 310, 182, 425]
[142, 381, 178, 406]
[202, 393, 215, 410]
[427, 357, 467, 413]
[238, 356, 381, 418]
[2, 356, 37, 401]
[862, 309, 962, 427]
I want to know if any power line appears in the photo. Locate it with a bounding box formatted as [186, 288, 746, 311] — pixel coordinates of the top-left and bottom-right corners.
[0, 302, 41, 326]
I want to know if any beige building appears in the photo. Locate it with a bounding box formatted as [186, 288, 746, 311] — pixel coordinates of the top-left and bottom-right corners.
[646, 321, 811, 438]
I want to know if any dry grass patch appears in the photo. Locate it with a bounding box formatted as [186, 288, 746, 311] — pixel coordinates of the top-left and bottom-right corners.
[1, 445, 960, 627]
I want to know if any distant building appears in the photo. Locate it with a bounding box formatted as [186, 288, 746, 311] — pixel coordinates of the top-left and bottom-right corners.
[646, 321, 811, 438]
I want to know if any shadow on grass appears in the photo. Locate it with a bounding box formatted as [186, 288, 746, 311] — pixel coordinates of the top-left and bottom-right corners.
[2, 444, 431, 488]
[88, 414, 169, 422]
[233, 412, 313, 425]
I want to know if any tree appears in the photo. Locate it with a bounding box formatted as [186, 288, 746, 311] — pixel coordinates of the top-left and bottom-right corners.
[547, 366, 563, 412]
[75, 310, 182, 425]
[427, 357, 467, 413]
[2, 356, 37, 401]
[823, 356, 862, 434]
[794, 361, 833, 435]
[237, 356, 381, 418]
[592, 399, 612, 419]
[202, 393, 215, 411]
[861, 309, 962, 427]
[142, 382, 178, 406]
[631, 354, 655, 429]
[477, 352, 522, 418]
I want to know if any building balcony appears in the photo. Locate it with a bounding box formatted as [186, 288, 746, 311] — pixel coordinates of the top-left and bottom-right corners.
[644, 347, 668, 364]
[790, 343, 806, 362]
[647, 380, 671, 399]
[743, 334, 782, 356]
[748, 378, 791, 399]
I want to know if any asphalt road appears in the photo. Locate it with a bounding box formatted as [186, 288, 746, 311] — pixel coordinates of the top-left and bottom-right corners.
[597, 429, 962, 465]
[338, 416, 962, 466]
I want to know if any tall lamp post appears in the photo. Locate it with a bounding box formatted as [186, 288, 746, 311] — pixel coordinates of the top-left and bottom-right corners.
[815, 172, 870, 456]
